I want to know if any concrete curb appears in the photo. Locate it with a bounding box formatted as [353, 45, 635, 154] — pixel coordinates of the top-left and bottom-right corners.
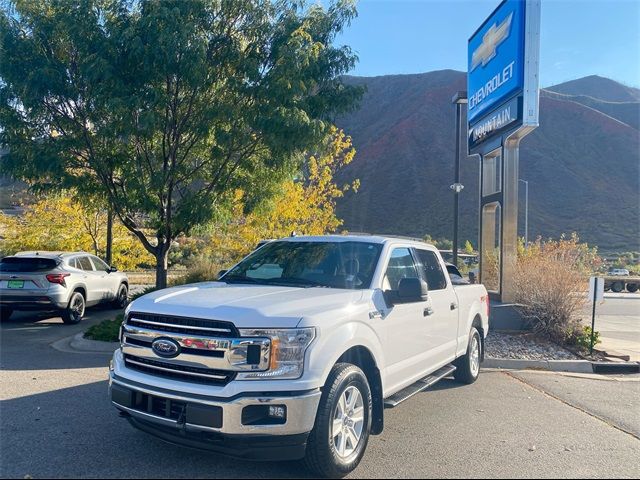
[484, 357, 640, 374]
[483, 357, 594, 373]
[71, 333, 120, 352]
[51, 333, 119, 354]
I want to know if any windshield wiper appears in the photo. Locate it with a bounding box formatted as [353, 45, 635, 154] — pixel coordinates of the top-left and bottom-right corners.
[265, 277, 329, 288]
[221, 275, 262, 285]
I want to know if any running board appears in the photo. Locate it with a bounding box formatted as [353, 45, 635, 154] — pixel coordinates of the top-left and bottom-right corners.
[383, 364, 456, 409]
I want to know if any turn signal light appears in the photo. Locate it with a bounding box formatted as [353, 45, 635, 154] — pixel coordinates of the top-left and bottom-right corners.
[46, 273, 70, 287]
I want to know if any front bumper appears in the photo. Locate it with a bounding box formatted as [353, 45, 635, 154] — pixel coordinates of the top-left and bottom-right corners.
[109, 367, 321, 459]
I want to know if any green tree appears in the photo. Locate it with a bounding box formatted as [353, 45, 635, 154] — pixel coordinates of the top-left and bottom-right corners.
[0, 0, 362, 287]
[204, 126, 358, 262]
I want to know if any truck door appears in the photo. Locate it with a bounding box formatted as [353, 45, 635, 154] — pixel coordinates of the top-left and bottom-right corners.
[413, 248, 459, 366]
[380, 247, 435, 391]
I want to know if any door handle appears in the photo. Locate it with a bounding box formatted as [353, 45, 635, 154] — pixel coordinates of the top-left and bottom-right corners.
[450, 303, 458, 310]
[423, 307, 434, 317]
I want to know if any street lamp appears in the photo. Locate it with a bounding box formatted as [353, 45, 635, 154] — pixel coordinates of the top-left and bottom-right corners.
[519, 178, 529, 246]
[451, 91, 467, 268]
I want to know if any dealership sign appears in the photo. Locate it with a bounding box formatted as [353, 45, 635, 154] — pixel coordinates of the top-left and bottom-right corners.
[468, 0, 540, 151]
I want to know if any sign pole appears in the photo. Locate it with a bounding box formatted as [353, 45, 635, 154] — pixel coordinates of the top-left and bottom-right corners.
[590, 277, 598, 355]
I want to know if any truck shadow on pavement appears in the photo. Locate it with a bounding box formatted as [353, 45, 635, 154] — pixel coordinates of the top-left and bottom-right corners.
[1, 308, 121, 372]
[1, 380, 315, 479]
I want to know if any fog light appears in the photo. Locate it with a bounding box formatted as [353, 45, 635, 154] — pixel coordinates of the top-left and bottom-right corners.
[268, 405, 286, 419]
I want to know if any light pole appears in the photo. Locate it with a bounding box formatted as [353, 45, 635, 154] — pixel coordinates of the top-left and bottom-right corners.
[519, 178, 529, 245]
[451, 91, 467, 268]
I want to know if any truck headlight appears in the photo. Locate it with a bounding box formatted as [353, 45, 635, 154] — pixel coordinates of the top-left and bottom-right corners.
[237, 328, 315, 380]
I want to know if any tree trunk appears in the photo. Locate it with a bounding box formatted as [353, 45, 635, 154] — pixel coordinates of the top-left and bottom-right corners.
[106, 208, 113, 265]
[155, 244, 170, 289]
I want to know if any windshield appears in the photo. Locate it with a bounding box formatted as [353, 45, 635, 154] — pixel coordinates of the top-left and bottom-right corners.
[222, 241, 383, 289]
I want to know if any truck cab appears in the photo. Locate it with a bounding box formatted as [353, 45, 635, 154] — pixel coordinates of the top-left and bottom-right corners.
[109, 235, 489, 477]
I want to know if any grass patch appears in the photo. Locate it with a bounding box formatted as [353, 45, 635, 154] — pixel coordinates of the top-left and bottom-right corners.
[84, 314, 123, 343]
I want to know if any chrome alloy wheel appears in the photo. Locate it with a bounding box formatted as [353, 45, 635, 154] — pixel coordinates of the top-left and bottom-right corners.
[332, 385, 365, 458]
[470, 335, 480, 377]
[70, 293, 85, 322]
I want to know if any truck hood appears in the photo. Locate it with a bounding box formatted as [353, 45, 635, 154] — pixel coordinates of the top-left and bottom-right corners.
[128, 282, 365, 328]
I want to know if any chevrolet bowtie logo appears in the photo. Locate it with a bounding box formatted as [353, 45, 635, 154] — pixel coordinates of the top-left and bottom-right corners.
[471, 12, 513, 71]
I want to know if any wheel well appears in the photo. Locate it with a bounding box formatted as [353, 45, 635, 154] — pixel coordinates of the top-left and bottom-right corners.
[472, 315, 485, 361]
[73, 286, 86, 300]
[337, 346, 384, 435]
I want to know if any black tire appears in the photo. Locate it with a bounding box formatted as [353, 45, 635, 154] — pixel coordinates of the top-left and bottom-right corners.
[62, 291, 85, 324]
[0, 307, 13, 321]
[304, 363, 372, 478]
[626, 283, 638, 293]
[112, 283, 129, 309]
[611, 281, 625, 293]
[454, 327, 482, 385]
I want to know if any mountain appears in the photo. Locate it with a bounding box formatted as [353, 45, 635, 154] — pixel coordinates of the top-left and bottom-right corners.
[546, 75, 640, 103]
[335, 71, 640, 251]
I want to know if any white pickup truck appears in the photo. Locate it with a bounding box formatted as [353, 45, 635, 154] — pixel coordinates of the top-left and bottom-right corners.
[109, 235, 489, 477]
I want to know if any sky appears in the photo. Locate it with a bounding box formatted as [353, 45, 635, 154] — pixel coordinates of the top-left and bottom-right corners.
[334, 0, 640, 88]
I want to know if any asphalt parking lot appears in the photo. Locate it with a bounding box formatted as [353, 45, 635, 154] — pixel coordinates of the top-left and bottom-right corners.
[1, 310, 639, 479]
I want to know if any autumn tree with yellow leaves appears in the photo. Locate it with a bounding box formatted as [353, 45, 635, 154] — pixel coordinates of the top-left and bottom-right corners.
[180, 127, 359, 269]
[0, 196, 154, 271]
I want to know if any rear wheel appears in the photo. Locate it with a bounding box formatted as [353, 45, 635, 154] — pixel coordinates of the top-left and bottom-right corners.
[454, 327, 482, 384]
[304, 363, 372, 478]
[0, 307, 13, 321]
[112, 283, 128, 309]
[62, 291, 85, 324]
[611, 281, 625, 293]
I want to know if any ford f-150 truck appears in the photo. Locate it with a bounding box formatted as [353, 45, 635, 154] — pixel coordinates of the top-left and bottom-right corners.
[109, 235, 489, 477]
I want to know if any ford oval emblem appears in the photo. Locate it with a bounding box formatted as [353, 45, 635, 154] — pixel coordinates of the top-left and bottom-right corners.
[151, 338, 180, 358]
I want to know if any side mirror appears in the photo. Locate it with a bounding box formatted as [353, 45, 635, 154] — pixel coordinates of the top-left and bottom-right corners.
[109, 266, 118, 273]
[397, 277, 429, 302]
[218, 269, 228, 279]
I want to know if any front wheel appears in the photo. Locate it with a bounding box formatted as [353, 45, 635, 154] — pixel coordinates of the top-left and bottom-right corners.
[304, 363, 372, 478]
[62, 291, 85, 324]
[454, 327, 482, 384]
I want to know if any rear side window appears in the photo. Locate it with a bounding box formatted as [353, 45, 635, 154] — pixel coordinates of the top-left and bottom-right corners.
[0, 257, 58, 272]
[415, 250, 448, 290]
[77, 257, 94, 271]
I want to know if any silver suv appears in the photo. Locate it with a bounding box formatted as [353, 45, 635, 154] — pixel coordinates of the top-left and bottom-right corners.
[0, 251, 129, 323]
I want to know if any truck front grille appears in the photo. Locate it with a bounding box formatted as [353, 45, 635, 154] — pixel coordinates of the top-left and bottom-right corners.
[124, 354, 235, 385]
[121, 312, 271, 384]
[126, 312, 239, 337]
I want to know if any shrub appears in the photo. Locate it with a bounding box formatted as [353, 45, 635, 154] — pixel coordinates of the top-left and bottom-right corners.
[567, 326, 600, 353]
[173, 258, 225, 285]
[512, 234, 602, 344]
[84, 314, 123, 343]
